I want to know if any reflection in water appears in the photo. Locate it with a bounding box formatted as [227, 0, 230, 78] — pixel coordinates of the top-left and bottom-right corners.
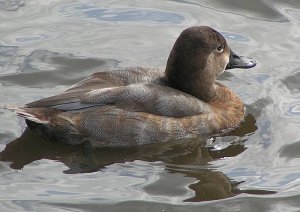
[0, 113, 275, 202]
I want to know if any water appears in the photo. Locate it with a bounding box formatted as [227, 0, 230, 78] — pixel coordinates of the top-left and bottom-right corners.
[0, 0, 300, 211]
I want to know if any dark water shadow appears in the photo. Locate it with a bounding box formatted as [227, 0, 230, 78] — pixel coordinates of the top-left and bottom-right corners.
[0, 114, 275, 202]
[279, 140, 300, 160]
[281, 71, 300, 92]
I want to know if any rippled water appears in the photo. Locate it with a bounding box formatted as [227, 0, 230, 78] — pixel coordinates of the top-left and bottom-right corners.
[0, 0, 300, 211]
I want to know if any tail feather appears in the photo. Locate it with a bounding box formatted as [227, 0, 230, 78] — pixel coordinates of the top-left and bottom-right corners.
[0, 105, 19, 111]
[1, 105, 50, 124]
[17, 109, 50, 124]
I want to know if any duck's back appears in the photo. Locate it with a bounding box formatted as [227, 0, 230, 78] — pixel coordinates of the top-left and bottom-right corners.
[27, 67, 166, 109]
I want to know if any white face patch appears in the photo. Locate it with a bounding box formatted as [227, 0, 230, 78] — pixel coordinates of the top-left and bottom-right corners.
[206, 51, 230, 78]
[221, 53, 230, 74]
[205, 51, 229, 78]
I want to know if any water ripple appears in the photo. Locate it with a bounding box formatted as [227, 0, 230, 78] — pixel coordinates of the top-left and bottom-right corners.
[61, 4, 185, 24]
[221, 32, 250, 42]
[0, 45, 22, 75]
[0, 48, 118, 87]
[0, 0, 24, 11]
[287, 103, 300, 116]
[170, 0, 289, 22]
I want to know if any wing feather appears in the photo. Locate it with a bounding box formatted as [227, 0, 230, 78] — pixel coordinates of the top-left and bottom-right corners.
[81, 84, 210, 117]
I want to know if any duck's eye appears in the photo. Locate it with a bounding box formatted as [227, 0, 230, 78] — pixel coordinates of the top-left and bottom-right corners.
[216, 45, 224, 53]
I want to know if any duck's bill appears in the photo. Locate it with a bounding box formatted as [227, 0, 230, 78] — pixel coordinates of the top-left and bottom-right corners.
[226, 50, 256, 70]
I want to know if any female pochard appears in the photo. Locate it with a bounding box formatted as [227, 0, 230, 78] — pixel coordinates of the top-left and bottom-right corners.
[14, 26, 256, 147]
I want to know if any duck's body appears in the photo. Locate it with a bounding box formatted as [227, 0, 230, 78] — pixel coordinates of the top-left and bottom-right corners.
[14, 26, 256, 147]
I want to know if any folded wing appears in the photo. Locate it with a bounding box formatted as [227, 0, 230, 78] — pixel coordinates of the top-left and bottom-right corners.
[26, 67, 164, 109]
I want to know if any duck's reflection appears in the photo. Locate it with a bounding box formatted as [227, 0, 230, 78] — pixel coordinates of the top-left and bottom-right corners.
[0, 114, 274, 202]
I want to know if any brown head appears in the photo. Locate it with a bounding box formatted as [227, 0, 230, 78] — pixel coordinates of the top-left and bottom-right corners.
[165, 26, 256, 102]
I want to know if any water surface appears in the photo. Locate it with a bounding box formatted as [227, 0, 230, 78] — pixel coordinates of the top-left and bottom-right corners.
[0, 0, 300, 211]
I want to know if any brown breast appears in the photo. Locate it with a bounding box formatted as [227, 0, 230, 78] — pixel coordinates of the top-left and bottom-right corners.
[208, 86, 245, 134]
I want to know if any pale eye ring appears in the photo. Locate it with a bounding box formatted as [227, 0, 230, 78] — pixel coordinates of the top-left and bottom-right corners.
[216, 45, 224, 53]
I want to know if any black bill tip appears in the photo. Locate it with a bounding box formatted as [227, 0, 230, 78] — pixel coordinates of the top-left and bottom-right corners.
[226, 50, 256, 70]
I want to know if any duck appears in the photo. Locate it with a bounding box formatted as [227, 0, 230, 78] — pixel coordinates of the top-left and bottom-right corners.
[11, 26, 256, 147]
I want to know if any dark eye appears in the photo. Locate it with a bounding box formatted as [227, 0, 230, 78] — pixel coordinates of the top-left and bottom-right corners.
[216, 45, 224, 53]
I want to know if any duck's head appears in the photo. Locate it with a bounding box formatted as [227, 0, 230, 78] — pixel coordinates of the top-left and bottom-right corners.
[165, 26, 256, 102]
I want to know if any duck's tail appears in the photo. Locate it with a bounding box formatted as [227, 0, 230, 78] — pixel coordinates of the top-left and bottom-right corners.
[1, 105, 50, 124]
[2, 105, 84, 144]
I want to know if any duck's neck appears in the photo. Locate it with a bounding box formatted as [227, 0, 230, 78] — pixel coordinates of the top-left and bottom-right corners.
[165, 65, 217, 102]
[165, 42, 219, 102]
